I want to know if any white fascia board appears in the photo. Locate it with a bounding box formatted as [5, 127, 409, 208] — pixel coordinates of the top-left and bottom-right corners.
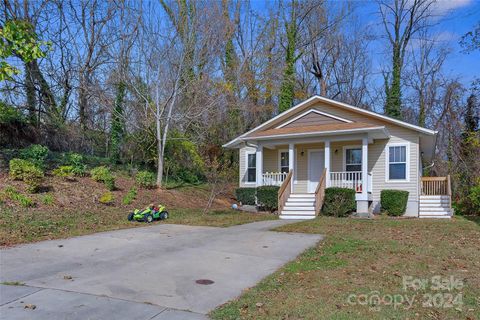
[275, 109, 352, 129]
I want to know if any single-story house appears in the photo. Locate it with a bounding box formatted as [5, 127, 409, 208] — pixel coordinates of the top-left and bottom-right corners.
[224, 95, 452, 219]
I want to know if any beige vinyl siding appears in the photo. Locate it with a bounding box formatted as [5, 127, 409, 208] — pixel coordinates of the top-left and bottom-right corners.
[283, 112, 342, 128]
[310, 103, 420, 214]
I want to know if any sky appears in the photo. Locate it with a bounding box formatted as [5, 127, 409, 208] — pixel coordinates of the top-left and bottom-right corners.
[355, 0, 480, 87]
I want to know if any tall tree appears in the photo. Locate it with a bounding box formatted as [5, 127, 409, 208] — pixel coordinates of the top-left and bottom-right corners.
[379, 0, 434, 119]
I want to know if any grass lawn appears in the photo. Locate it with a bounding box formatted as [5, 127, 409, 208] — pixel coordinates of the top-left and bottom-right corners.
[211, 216, 480, 320]
[0, 206, 276, 246]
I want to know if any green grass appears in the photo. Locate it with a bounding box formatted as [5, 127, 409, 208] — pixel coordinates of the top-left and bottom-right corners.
[211, 216, 480, 320]
[0, 206, 276, 246]
[1, 281, 25, 286]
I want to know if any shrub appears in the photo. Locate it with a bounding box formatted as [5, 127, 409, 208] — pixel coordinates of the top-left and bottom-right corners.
[381, 190, 409, 216]
[9, 159, 44, 193]
[122, 187, 137, 205]
[41, 194, 54, 205]
[256, 186, 280, 211]
[64, 153, 86, 176]
[9, 158, 32, 180]
[235, 187, 256, 205]
[3, 186, 35, 207]
[20, 144, 49, 168]
[23, 165, 44, 193]
[135, 171, 156, 189]
[91, 166, 116, 190]
[99, 191, 114, 205]
[322, 187, 356, 217]
[52, 165, 75, 181]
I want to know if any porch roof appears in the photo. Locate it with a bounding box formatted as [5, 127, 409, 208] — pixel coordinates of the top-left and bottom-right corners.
[248, 122, 377, 138]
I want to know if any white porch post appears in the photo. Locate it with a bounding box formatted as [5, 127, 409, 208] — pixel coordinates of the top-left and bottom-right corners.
[289, 143, 294, 192]
[362, 137, 368, 196]
[256, 144, 263, 187]
[325, 140, 331, 187]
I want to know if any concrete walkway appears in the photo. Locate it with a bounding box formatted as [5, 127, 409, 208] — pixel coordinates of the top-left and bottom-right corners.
[0, 220, 322, 319]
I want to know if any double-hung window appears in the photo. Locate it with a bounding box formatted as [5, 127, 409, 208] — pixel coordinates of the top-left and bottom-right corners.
[345, 148, 362, 172]
[279, 151, 289, 173]
[387, 144, 408, 181]
[246, 153, 256, 183]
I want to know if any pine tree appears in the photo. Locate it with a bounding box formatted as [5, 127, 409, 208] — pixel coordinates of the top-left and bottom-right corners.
[110, 81, 126, 163]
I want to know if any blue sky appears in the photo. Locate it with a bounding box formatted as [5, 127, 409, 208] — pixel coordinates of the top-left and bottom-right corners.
[355, 0, 480, 87]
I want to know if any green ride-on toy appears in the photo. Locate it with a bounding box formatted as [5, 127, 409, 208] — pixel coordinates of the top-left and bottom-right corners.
[127, 204, 169, 223]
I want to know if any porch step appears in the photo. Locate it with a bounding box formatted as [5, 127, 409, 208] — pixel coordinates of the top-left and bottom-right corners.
[289, 193, 315, 198]
[279, 214, 316, 220]
[419, 194, 452, 218]
[283, 206, 315, 211]
[285, 201, 314, 206]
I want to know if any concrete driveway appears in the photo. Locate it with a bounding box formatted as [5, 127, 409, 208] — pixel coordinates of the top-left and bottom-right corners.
[0, 220, 322, 319]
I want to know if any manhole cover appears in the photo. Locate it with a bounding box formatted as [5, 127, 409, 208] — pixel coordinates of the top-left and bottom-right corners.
[195, 279, 214, 285]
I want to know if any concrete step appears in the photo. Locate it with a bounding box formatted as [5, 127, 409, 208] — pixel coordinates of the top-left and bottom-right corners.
[420, 195, 450, 200]
[290, 194, 315, 198]
[419, 207, 451, 212]
[287, 197, 315, 202]
[279, 215, 316, 220]
[419, 215, 452, 219]
[285, 201, 314, 207]
[420, 199, 450, 206]
[283, 206, 315, 211]
[418, 211, 452, 217]
[281, 209, 316, 215]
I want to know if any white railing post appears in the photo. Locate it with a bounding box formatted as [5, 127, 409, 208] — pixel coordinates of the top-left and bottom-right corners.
[256, 145, 263, 187]
[325, 140, 331, 187]
[362, 137, 368, 196]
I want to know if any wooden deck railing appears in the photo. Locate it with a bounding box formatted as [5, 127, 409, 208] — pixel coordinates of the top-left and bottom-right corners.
[315, 168, 327, 215]
[263, 172, 288, 186]
[278, 170, 293, 213]
[421, 176, 450, 196]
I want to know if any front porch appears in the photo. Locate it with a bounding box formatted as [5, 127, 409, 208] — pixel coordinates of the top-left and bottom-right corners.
[252, 137, 373, 199]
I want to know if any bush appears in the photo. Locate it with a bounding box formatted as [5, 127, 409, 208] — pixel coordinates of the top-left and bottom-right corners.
[20, 144, 49, 168]
[322, 187, 356, 217]
[64, 153, 86, 176]
[23, 166, 44, 193]
[99, 191, 115, 205]
[381, 190, 409, 216]
[235, 187, 256, 205]
[9, 158, 44, 193]
[256, 186, 280, 211]
[41, 194, 54, 205]
[122, 187, 137, 205]
[3, 186, 35, 207]
[91, 166, 116, 190]
[135, 171, 156, 189]
[9, 158, 32, 180]
[52, 165, 75, 181]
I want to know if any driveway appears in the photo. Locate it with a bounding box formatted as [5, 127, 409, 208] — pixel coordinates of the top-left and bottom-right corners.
[0, 220, 322, 319]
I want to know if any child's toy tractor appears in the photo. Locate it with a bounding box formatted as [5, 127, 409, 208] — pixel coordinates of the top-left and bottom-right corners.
[127, 204, 169, 223]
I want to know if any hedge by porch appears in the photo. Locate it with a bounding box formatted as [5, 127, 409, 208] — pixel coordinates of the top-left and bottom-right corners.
[234, 187, 256, 205]
[322, 187, 356, 217]
[381, 190, 409, 216]
[256, 186, 280, 211]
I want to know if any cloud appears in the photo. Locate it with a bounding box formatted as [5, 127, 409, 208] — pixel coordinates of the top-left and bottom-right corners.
[431, 0, 472, 15]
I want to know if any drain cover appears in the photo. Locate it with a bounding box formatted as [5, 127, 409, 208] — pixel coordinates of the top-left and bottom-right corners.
[195, 279, 214, 285]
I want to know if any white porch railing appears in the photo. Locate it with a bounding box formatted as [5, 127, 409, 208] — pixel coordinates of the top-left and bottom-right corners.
[330, 171, 372, 193]
[263, 172, 288, 186]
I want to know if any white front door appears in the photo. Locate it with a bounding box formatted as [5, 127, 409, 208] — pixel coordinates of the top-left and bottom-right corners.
[308, 150, 325, 193]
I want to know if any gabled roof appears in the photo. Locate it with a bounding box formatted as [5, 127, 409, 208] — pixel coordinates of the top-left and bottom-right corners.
[223, 95, 437, 148]
[249, 122, 379, 138]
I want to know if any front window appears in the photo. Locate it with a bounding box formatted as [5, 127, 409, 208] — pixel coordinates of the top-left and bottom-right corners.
[247, 153, 256, 182]
[279, 151, 289, 173]
[388, 145, 407, 180]
[345, 148, 362, 172]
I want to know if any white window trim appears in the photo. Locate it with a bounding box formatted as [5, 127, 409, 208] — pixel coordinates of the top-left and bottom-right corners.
[385, 142, 410, 183]
[278, 149, 289, 173]
[275, 109, 352, 129]
[342, 145, 362, 172]
[245, 151, 256, 184]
